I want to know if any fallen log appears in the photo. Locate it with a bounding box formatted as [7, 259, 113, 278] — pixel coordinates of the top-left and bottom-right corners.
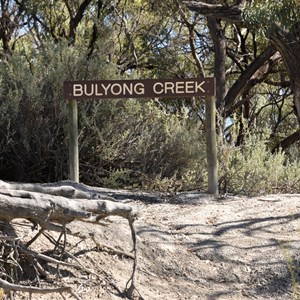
[0, 180, 140, 299]
[0, 189, 137, 223]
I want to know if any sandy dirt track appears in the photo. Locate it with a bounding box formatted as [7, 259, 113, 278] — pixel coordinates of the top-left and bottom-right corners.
[12, 192, 300, 300]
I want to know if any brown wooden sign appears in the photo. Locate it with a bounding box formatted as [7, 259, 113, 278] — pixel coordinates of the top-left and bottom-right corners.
[64, 77, 218, 194]
[64, 78, 215, 99]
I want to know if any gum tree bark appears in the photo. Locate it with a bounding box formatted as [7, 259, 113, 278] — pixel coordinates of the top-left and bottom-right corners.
[270, 23, 300, 125]
[207, 17, 227, 111]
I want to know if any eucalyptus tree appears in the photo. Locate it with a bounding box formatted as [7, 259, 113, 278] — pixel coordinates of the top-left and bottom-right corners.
[184, 0, 300, 151]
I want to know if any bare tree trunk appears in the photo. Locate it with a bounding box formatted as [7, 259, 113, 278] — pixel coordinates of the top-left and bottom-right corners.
[272, 129, 300, 153]
[292, 78, 300, 125]
[207, 17, 227, 111]
[270, 23, 300, 124]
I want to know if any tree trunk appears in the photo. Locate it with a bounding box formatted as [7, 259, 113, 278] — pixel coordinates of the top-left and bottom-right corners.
[272, 129, 300, 153]
[185, 1, 300, 125]
[270, 23, 300, 125]
[292, 78, 300, 125]
[224, 46, 280, 116]
[207, 17, 227, 111]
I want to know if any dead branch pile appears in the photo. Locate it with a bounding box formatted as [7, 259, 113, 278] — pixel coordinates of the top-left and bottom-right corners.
[0, 180, 139, 299]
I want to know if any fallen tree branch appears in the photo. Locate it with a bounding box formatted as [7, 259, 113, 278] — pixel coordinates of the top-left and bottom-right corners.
[91, 237, 134, 259]
[0, 180, 114, 200]
[0, 180, 140, 299]
[0, 235, 19, 241]
[0, 278, 70, 293]
[124, 220, 139, 298]
[0, 189, 138, 224]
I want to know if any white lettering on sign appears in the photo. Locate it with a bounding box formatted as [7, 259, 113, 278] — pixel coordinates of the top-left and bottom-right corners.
[73, 82, 146, 97]
[68, 79, 211, 99]
[153, 82, 164, 94]
[195, 81, 205, 93]
[111, 83, 122, 95]
[84, 85, 94, 96]
[152, 81, 206, 95]
[134, 83, 145, 95]
[165, 82, 174, 94]
[73, 84, 84, 96]
[185, 81, 195, 93]
[101, 84, 110, 95]
[175, 81, 185, 94]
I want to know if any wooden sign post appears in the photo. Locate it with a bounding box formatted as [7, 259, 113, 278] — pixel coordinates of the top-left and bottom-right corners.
[67, 99, 79, 183]
[205, 96, 218, 194]
[64, 78, 218, 194]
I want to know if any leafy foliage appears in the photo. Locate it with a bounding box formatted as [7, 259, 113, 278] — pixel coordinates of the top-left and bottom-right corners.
[243, 0, 300, 34]
[0, 0, 299, 194]
[219, 133, 300, 195]
[0, 38, 114, 181]
[0, 39, 205, 189]
[78, 96, 206, 189]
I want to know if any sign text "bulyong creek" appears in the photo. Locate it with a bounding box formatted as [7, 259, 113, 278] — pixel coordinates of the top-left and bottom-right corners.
[64, 78, 215, 100]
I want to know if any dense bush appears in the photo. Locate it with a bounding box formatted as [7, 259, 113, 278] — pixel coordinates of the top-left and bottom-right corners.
[78, 99, 206, 189]
[0, 41, 299, 194]
[219, 132, 300, 195]
[0, 40, 113, 182]
[0, 41, 205, 190]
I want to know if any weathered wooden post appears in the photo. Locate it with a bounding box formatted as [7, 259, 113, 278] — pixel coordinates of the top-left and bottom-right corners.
[67, 99, 79, 182]
[205, 96, 218, 194]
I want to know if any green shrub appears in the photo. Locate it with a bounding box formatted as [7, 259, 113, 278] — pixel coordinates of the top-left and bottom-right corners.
[0, 40, 206, 189]
[219, 134, 300, 195]
[0, 39, 115, 182]
[79, 99, 206, 190]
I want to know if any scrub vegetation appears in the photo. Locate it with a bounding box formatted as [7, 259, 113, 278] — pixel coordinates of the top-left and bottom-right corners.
[0, 0, 299, 195]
